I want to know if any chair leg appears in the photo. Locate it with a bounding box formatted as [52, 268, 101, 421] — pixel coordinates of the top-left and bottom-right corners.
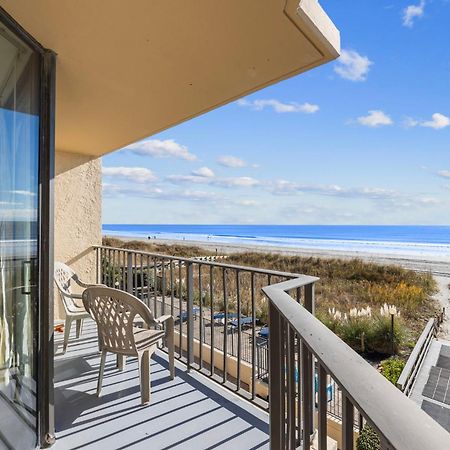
[97, 349, 107, 397]
[117, 354, 125, 371]
[167, 318, 175, 379]
[63, 317, 72, 354]
[138, 350, 150, 405]
[76, 319, 83, 338]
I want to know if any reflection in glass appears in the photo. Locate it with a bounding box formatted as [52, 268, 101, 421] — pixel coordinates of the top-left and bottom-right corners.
[0, 24, 40, 448]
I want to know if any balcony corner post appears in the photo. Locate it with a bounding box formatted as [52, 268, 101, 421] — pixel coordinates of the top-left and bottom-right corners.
[304, 282, 315, 315]
[268, 301, 282, 450]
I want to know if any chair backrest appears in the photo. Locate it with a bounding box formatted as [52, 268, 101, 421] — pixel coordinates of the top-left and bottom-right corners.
[54, 262, 78, 314]
[82, 286, 156, 355]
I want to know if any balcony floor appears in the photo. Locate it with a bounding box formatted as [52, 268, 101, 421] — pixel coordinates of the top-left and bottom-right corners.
[54, 321, 269, 450]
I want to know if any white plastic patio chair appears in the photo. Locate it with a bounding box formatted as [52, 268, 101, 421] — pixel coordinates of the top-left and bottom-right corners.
[54, 262, 99, 353]
[82, 286, 175, 405]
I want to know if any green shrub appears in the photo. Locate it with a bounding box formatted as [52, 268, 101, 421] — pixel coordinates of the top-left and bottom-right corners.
[357, 358, 406, 449]
[366, 316, 404, 355]
[339, 318, 371, 352]
[318, 307, 405, 355]
[357, 424, 380, 450]
[380, 358, 406, 385]
[256, 301, 269, 324]
[315, 310, 341, 334]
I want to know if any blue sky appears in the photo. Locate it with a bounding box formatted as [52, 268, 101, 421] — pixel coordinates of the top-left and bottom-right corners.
[103, 0, 450, 225]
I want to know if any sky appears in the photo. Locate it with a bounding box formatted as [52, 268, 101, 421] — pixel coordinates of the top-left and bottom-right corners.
[102, 0, 450, 226]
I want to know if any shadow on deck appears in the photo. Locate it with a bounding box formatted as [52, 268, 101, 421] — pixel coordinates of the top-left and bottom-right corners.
[53, 321, 269, 449]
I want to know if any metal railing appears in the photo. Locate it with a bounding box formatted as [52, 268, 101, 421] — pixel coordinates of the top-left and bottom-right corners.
[263, 278, 450, 450]
[397, 318, 437, 396]
[94, 245, 301, 407]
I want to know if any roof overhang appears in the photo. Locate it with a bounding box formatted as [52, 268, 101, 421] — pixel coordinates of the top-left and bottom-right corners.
[0, 0, 340, 157]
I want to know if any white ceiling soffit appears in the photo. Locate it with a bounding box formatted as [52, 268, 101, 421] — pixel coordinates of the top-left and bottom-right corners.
[285, 0, 340, 60]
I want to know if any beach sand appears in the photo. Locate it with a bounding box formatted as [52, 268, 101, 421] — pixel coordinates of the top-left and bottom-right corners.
[108, 234, 450, 276]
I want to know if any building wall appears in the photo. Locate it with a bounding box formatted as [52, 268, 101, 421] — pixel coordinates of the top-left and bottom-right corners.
[54, 150, 102, 319]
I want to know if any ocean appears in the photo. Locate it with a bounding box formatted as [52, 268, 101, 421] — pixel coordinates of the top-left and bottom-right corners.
[102, 224, 450, 260]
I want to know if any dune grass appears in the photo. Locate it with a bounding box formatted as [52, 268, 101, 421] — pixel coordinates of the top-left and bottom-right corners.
[102, 237, 439, 355]
[224, 252, 437, 321]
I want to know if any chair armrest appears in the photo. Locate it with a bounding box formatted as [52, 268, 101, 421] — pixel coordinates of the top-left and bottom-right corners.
[154, 315, 173, 325]
[139, 314, 173, 330]
[70, 285, 106, 300]
[73, 274, 104, 289]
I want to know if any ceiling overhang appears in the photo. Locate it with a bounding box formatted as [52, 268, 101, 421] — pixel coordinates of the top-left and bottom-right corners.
[0, 0, 340, 157]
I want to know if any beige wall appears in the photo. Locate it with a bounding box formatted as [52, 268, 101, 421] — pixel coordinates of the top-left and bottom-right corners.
[54, 151, 102, 319]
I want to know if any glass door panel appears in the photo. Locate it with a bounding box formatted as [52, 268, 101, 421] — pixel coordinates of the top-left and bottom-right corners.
[0, 24, 40, 449]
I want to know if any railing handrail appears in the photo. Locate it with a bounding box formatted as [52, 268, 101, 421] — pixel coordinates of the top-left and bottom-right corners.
[94, 245, 304, 279]
[263, 279, 450, 450]
[397, 318, 436, 394]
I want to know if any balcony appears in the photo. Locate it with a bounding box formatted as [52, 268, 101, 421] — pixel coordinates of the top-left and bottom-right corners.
[54, 320, 269, 449]
[54, 245, 450, 449]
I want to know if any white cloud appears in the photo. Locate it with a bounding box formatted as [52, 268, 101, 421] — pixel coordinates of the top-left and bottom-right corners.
[356, 110, 393, 127]
[0, 201, 20, 206]
[421, 113, 450, 130]
[237, 99, 319, 114]
[267, 181, 447, 212]
[437, 170, 450, 178]
[0, 208, 37, 220]
[179, 190, 220, 201]
[192, 167, 215, 178]
[236, 199, 259, 207]
[166, 175, 209, 184]
[418, 197, 441, 205]
[103, 183, 162, 198]
[166, 173, 260, 188]
[217, 155, 246, 168]
[124, 139, 197, 161]
[9, 190, 36, 197]
[334, 49, 373, 82]
[102, 166, 157, 183]
[269, 179, 299, 194]
[216, 177, 260, 188]
[269, 180, 400, 201]
[404, 113, 450, 130]
[217, 155, 259, 169]
[103, 183, 223, 204]
[403, 1, 425, 27]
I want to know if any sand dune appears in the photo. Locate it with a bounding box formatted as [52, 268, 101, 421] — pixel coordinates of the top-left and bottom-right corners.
[111, 235, 450, 277]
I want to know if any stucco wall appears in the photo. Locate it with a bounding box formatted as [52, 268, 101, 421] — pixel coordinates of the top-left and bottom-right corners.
[54, 151, 102, 319]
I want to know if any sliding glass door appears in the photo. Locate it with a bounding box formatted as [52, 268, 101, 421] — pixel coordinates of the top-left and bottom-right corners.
[0, 11, 55, 449]
[0, 23, 40, 449]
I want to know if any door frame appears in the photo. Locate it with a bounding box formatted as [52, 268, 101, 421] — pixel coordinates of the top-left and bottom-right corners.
[0, 6, 56, 448]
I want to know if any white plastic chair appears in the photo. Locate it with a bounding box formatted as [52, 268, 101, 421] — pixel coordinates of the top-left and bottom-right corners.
[54, 262, 98, 353]
[82, 286, 175, 405]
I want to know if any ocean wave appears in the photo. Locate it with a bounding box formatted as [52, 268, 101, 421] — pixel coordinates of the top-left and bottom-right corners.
[102, 225, 450, 260]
